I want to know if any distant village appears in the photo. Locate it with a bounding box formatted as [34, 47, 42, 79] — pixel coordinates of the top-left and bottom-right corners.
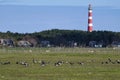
[0, 38, 120, 48]
[0, 30, 120, 48]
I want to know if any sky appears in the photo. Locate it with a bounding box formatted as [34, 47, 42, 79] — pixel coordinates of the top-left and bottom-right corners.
[0, 0, 120, 33]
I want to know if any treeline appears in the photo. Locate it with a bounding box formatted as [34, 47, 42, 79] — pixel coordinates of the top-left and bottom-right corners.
[0, 29, 120, 47]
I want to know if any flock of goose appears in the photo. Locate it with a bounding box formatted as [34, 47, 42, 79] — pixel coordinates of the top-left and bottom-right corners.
[0, 58, 120, 67]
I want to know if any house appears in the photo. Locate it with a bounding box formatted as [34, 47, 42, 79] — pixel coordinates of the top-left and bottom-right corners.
[111, 41, 120, 47]
[89, 41, 103, 48]
[40, 41, 50, 47]
[0, 39, 14, 47]
[17, 40, 32, 47]
[22, 36, 40, 47]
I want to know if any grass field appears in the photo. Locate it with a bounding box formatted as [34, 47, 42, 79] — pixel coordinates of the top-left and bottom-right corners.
[0, 47, 120, 80]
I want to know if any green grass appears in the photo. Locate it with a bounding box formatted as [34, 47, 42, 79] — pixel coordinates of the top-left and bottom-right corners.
[0, 47, 120, 80]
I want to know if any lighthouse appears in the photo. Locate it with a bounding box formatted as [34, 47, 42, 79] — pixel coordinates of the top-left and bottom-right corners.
[88, 4, 93, 32]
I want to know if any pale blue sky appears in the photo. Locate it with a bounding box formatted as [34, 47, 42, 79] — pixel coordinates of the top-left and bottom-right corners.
[0, 0, 119, 7]
[0, 0, 120, 33]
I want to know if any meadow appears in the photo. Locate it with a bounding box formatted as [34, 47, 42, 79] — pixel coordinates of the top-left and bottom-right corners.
[0, 47, 120, 80]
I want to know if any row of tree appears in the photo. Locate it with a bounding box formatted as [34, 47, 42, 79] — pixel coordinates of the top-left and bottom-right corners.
[0, 29, 120, 47]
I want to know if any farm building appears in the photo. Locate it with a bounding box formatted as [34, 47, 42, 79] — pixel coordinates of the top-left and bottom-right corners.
[0, 39, 14, 47]
[111, 41, 120, 47]
[17, 40, 32, 47]
[40, 41, 50, 47]
[89, 41, 103, 48]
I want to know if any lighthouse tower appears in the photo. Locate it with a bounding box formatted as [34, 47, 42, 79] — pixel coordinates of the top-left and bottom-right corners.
[88, 4, 93, 32]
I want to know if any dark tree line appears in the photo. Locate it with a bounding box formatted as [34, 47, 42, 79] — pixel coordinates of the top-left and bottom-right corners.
[0, 29, 120, 47]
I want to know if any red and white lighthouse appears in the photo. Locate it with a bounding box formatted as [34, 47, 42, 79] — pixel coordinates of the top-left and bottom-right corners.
[88, 4, 93, 32]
